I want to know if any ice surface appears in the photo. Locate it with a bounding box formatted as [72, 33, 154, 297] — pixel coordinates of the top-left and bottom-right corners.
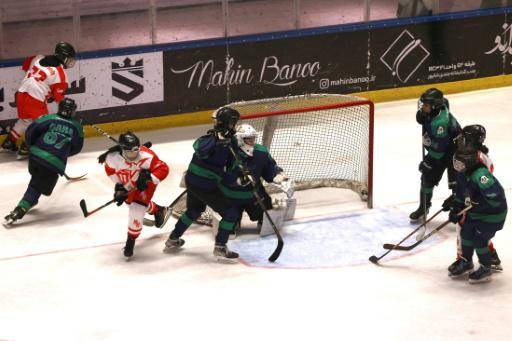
[0, 87, 511, 341]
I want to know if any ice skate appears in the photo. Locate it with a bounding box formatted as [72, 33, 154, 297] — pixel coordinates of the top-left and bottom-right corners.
[448, 258, 474, 278]
[3, 206, 27, 227]
[163, 236, 185, 252]
[123, 235, 136, 258]
[490, 250, 503, 272]
[468, 265, 492, 284]
[1, 138, 17, 153]
[153, 205, 168, 228]
[16, 142, 29, 160]
[409, 204, 430, 223]
[213, 244, 239, 262]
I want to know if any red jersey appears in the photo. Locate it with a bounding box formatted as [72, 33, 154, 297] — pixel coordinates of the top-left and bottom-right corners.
[104, 146, 169, 205]
[17, 55, 69, 119]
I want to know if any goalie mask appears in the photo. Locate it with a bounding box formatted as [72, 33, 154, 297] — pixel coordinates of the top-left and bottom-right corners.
[236, 124, 258, 156]
[119, 131, 140, 161]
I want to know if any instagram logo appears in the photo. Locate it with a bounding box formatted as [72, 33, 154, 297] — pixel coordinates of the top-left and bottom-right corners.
[319, 78, 329, 90]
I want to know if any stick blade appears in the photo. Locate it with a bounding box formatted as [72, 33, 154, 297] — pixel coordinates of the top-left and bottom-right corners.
[369, 255, 379, 264]
[79, 199, 88, 217]
[268, 240, 284, 262]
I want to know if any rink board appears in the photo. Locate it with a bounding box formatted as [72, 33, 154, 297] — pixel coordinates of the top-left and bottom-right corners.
[229, 207, 447, 268]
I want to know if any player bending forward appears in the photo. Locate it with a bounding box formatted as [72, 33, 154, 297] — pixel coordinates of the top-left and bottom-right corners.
[164, 107, 241, 261]
[445, 136, 507, 283]
[442, 124, 501, 271]
[99, 132, 169, 258]
[1, 42, 76, 159]
[220, 124, 293, 233]
[4, 98, 83, 225]
[410, 88, 461, 222]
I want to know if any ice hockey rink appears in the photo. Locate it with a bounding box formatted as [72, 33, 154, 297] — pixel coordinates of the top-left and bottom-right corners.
[1, 86, 511, 341]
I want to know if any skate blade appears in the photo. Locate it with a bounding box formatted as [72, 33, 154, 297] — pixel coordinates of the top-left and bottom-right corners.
[491, 265, 503, 272]
[468, 276, 492, 284]
[448, 270, 473, 279]
[143, 218, 155, 227]
[2, 219, 15, 228]
[163, 246, 183, 254]
[16, 155, 28, 161]
[215, 256, 239, 264]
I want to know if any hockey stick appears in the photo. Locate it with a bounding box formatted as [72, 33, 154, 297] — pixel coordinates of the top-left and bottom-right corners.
[417, 131, 428, 241]
[91, 124, 119, 144]
[64, 172, 88, 181]
[368, 207, 444, 264]
[382, 205, 472, 252]
[143, 189, 188, 227]
[228, 145, 284, 262]
[79, 198, 115, 218]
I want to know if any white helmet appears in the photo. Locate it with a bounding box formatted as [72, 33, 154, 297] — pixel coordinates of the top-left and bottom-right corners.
[236, 124, 258, 156]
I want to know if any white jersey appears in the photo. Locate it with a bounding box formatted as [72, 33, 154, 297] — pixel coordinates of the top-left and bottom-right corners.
[478, 151, 494, 173]
[104, 146, 167, 190]
[18, 55, 68, 102]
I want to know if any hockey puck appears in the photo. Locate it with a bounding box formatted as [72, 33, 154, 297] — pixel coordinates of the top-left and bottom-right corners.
[368, 255, 379, 264]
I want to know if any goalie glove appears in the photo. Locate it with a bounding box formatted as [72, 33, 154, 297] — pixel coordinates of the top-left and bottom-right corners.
[273, 172, 289, 184]
[275, 178, 295, 199]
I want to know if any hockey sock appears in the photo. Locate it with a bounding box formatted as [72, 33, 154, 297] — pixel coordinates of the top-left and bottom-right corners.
[419, 187, 433, 206]
[461, 238, 475, 261]
[20, 185, 41, 210]
[488, 242, 495, 253]
[215, 220, 236, 245]
[170, 212, 194, 239]
[147, 201, 158, 215]
[476, 246, 492, 267]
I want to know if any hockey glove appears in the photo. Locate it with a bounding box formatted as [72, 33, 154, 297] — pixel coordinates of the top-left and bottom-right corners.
[448, 209, 460, 223]
[114, 183, 128, 206]
[136, 169, 152, 192]
[418, 161, 433, 174]
[273, 172, 289, 184]
[442, 194, 455, 212]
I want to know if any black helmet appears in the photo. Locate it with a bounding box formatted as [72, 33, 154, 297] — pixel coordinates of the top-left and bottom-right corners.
[118, 132, 140, 160]
[420, 88, 445, 116]
[119, 132, 140, 150]
[54, 42, 76, 68]
[453, 140, 480, 173]
[462, 124, 486, 148]
[213, 106, 240, 136]
[57, 98, 77, 119]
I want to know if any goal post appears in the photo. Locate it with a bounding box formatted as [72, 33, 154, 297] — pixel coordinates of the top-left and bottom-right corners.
[233, 94, 374, 209]
[171, 93, 374, 225]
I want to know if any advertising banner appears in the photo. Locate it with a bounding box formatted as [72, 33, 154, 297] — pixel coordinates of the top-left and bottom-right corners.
[1, 11, 510, 126]
[0, 51, 164, 124]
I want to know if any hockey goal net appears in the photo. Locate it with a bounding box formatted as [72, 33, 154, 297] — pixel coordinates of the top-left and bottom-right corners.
[172, 93, 374, 224]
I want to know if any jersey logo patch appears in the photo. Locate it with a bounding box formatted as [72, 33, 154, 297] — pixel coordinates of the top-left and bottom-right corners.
[480, 175, 489, 184]
[436, 126, 444, 135]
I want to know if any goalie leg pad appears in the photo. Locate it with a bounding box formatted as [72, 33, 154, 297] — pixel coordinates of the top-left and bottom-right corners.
[260, 206, 286, 237]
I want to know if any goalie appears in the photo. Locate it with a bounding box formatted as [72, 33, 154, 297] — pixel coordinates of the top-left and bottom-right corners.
[220, 124, 294, 234]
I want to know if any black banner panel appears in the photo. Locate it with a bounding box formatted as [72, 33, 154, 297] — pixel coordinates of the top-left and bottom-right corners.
[1, 11, 509, 126]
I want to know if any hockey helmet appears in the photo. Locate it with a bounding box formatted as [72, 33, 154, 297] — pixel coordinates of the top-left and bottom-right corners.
[462, 124, 486, 148]
[57, 98, 77, 119]
[54, 42, 76, 69]
[212, 106, 240, 136]
[453, 143, 480, 173]
[236, 124, 258, 156]
[119, 131, 140, 161]
[419, 88, 445, 117]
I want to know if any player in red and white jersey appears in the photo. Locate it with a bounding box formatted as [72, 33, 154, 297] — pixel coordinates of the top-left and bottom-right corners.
[98, 131, 169, 258]
[1, 42, 76, 158]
